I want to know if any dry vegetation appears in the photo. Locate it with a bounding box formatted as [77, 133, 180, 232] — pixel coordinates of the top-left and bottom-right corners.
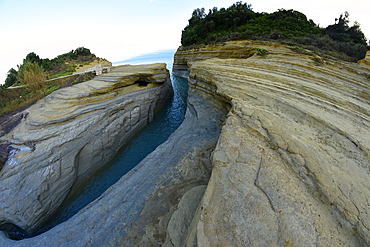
[0, 47, 108, 116]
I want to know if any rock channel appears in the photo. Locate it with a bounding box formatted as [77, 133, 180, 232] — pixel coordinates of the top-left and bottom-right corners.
[0, 64, 173, 236]
[0, 60, 229, 246]
[1, 40, 370, 246]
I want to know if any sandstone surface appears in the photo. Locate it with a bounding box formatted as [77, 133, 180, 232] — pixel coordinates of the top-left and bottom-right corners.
[0, 63, 173, 234]
[359, 50, 370, 66]
[1, 40, 369, 246]
[174, 41, 370, 246]
[0, 69, 228, 246]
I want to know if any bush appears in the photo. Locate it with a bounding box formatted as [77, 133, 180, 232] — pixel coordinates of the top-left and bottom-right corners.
[18, 61, 46, 91]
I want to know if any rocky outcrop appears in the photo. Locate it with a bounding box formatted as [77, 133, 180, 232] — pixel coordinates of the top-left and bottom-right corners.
[173, 42, 256, 78]
[174, 41, 370, 246]
[359, 50, 370, 66]
[0, 65, 228, 246]
[0, 63, 173, 234]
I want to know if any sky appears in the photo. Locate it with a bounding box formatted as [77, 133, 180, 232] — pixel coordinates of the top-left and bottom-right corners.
[0, 0, 369, 84]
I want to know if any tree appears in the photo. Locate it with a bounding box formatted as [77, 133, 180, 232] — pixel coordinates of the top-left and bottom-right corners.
[4, 68, 18, 88]
[24, 52, 42, 65]
[347, 21, 367, 45]
[325, 12, 366, 45]
[73, 47, 92, 56]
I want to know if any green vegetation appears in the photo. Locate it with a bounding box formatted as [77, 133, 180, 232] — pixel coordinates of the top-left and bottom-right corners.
[256, 48, 268, 56]
[182, 1, 368, 61]
[3, 47, 95, 89]
[44, 84, 61, 95]
[0, 72, 95, 116]
[0, 47, 98, 116]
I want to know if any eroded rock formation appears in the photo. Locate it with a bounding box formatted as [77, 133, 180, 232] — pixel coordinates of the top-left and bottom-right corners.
[0, 61, 228, 246]
[174, 41, 370, 246]
[0, 63, 173, 234]
[1, 41, 369, 246]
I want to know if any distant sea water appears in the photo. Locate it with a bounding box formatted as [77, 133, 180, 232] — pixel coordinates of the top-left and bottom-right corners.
[17, 49, 189, 239]
[113, 49, 177, 70]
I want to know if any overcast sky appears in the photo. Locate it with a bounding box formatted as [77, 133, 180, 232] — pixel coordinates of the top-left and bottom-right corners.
[0, 0, 369, 84]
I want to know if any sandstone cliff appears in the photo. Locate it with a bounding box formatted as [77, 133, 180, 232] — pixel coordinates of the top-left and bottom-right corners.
[0, 63, 173, 234]
[173, 41, 370, 246]
[1, 42, 369, 247]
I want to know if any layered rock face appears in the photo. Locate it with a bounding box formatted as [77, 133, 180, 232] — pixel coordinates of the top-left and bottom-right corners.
[0, 63, 228, 246]
[0, 64, 173, 234]
[174, 41, 370, 246]
[1, 41, 369, 246]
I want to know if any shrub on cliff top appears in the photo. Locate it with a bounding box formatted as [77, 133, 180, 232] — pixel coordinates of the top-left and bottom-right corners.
[18, 61, 47, 91]
[181, 1, 368, 61]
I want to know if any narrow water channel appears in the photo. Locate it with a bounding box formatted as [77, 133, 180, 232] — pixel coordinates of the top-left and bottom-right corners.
[28, 74, 188, 237]
[3, 52, 187, 239]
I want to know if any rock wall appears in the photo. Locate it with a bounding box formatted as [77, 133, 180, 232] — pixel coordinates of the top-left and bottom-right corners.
[174, 41, 370, 246]
[0, 63, 173, 234]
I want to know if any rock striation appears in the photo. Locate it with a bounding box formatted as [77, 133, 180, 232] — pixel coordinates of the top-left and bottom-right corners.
[173, 41, 370, 246]
[0, 63, 228, 246]
[1, 41, 369, 246]
[0, 63, 173, 234]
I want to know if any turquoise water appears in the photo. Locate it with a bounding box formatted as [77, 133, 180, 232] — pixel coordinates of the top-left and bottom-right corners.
[27, 51, 189, 237]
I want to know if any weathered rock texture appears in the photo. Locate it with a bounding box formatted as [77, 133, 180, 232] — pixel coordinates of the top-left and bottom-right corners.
[1, 41, 369, 247]
[0, 65, 228, 246]
[0, 63, 173, 234]
[359, 50, 370, 66]
[174, 41, 370, 246]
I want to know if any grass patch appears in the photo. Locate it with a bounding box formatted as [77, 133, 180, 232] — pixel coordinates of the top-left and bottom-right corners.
[256, 48, 269, 56]
[50, 72, 73, 79]
[44, 84, 60, 95]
